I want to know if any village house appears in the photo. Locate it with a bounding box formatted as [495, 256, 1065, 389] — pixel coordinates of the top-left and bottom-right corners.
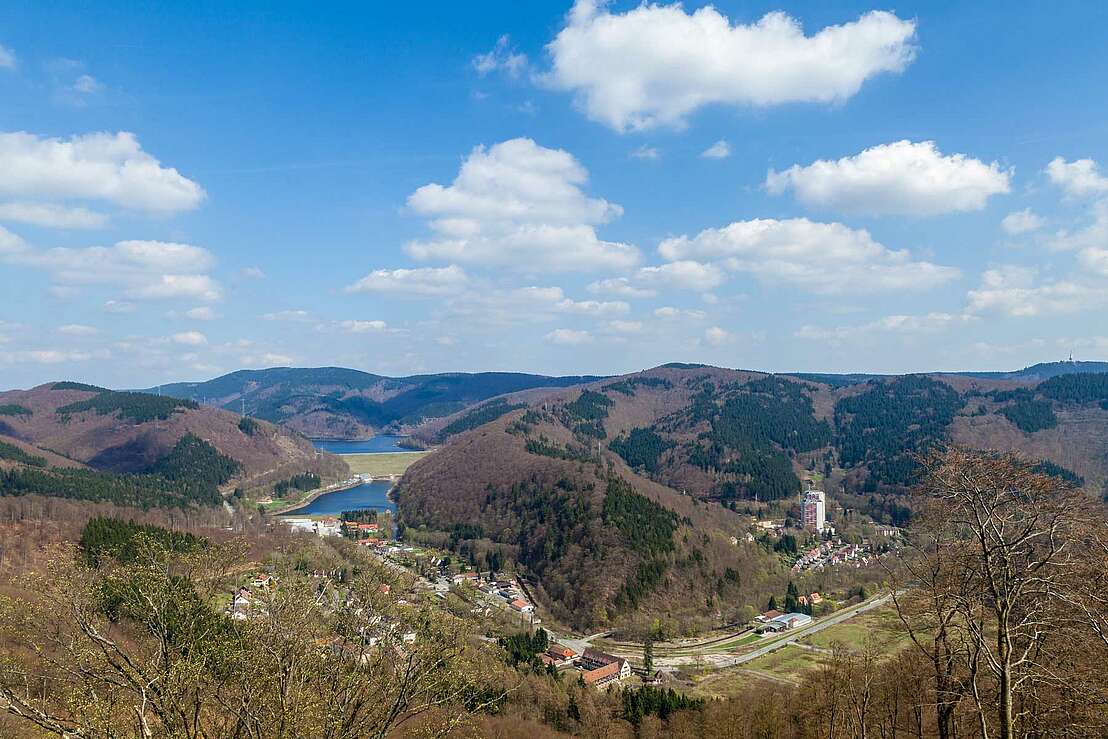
[759, 612, 813, 633]
[546, 644, 578, 665]
[509, 598, 534, 614]
[579, 649, 631, 686]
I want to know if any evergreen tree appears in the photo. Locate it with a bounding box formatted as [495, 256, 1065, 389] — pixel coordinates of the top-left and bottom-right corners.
[643, 636, 654, 672]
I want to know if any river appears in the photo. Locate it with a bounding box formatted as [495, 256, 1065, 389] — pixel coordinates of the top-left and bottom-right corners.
[283, 479, 396, 517]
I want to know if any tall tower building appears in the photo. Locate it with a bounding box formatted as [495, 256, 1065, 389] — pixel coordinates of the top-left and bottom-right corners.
[802, 490, 826, 533]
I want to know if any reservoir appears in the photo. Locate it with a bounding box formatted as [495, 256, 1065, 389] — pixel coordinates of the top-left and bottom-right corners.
[284, 479, 396, 516]
[311, 434, 411, 454]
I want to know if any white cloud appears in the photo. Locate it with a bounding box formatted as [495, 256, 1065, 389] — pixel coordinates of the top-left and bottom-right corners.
[240, 352, 294, 367]
[472, 35, 528, 78]
[185, 307, 218, 321]
[0, 45, 14, 70]
[659, 218, 959, 294]
[700, 140, 731, 159]
[1, 234, 222, 302]
[0, 131, 205, 214]
[544, 2, 916, 132]
[606, 320, 643, 334]
[796, 312, 971, 341]
[57, 323, 98, 336]
[261, 309, 312, 322]
[240, 266, 266, 279]
[587, 277, 656, 299]
[1079, 247, 1108, 277]
[446, 284, 627, 326]
[346, 265, 469, 296]
[0, 349, 105, 365]
[545, 328, 592, 345]
[704, 326, 732, 346]
[0, 201, 109, 229]
[635, 260, 725, 291]
[103, 300, 135, 314]
[1046, 156, 1108, 198]
[337, 320, 390, 333]
[1001, 208, 1044, 235]
[129, 275, 221, 302]
[404, 138, 639, 272]
[966, 266, 1106, 317]
[631, 145, 660, 160]
[72, 74, 102, 95]
[766, 141, 1010, 216]
[172, 331, 207, 346]
[1049, 200, 1108, 258]
[654, 306, 706, 320]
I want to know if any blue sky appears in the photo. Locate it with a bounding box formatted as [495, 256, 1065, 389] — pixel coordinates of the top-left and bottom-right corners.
[2, 0, 1108, 388]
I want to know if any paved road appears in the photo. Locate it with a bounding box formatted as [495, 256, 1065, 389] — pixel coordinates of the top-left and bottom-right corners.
[718, 592, 893, 667]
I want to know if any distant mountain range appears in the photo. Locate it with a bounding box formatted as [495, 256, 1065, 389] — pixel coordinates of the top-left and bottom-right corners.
[145, 367, 606, 439]
[789, 360, 1108, 387]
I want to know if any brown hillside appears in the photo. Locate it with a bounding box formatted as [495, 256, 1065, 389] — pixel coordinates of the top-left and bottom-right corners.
[0, 384, 346, 489]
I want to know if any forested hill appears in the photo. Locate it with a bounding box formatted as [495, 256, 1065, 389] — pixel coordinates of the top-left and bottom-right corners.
[146, 367, 605, 439]
[394, 364, 1108, 629]
[0, 382, 344, 508]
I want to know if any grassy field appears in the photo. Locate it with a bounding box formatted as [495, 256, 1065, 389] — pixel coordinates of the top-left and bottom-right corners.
[742, 644, 829, 682]
[342, 451, 431, 477]
[800, 604, 907, 652]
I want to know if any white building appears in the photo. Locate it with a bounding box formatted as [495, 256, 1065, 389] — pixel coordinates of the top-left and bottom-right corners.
[802, 490, 826, 533]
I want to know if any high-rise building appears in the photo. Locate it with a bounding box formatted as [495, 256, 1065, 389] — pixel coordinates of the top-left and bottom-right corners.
[802, 490, 826, 533]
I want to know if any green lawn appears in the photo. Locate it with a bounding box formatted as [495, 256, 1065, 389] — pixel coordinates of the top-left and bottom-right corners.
[342, 451, 431, 477]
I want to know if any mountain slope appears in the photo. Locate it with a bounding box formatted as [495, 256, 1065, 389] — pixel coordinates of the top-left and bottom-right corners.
[149, 367, 604, 439]
[0, 383, 344, 496]
[395, 365, 1108, 630]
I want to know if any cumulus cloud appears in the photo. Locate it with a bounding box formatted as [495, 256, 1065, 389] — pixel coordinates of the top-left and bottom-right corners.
[0, 230, 222, 302]
[447, 284, 628, 326]
[0, 131, 205, 214]
[545, 328, 592, 345]
[796, 312, 971, 341]
[336, 320, 390, 333]
[404, 138, 639, 272]
[184, 306, 218, 321]
[605, 320, 643, 334]
[659, 218, 959, 294]
[261, 309, 312, 322]
[700, 140, 731, 159]
[103, 300, 135, 314]
[630, 145, 660, 160]
[472, 35, 528, 78]
[544, 2, 916, 132]
[0, 45, 14, 70]
[0, 201, 108, 229]
[966, 266, 1106, 317]
[346, 265, 469, 296]
[654, 306, 706, 320]
[240, 266, 266, 279]
[766, 141, 1010, 216]
[704, 326, 732, 346]
[1001, 208, 1045, 235]
[587, 277, 656, 299]
[57, 324, 98, 336]
[0, 349, 107, 365]
[635, 260, 725, 291]
[1046, 156, 1108, 197]
[172, 331, 207, 346]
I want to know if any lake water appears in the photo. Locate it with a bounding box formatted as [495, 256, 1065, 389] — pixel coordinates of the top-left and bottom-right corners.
[284, 480, 396, 516]
[311, 435, 410, 454]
